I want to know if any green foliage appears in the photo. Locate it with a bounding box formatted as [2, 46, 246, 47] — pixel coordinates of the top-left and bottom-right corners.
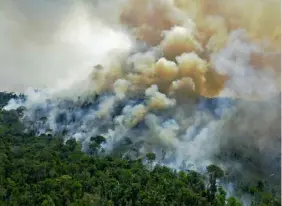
[206, 164, 225, 203]
[0, 92, 19, 109]
[207, 164, 224, 179]
[90, 135, 106, 145]
[0, 95, 279, 206]
[146, 152, 156, 161]
[227, 197, 242, 206]
[88, 135, 106, 155]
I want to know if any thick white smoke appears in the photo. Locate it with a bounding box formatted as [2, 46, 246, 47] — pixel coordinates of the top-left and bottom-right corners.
[1, 0, 281, 199]
[212, 30, 279, 100]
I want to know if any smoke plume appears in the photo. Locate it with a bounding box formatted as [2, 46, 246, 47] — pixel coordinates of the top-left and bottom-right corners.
[2, 0, 281, 197]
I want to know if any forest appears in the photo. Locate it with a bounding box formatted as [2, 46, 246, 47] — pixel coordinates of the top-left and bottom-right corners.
[0, 92, 280, 205]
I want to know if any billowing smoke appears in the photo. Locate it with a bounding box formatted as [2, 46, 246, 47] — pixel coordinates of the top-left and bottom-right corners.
[2, 0, 281, 195]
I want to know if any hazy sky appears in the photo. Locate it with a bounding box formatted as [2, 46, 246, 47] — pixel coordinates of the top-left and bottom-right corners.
[0, 0, 130, 92]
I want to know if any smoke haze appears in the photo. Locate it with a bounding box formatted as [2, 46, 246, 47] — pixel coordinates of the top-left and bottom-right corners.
[1, 0, 281, 199]
[0, 0, 132, 92]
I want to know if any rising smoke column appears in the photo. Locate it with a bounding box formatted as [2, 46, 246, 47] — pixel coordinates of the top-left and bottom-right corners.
[119, 0, 280, 99]
[2, 0, 281, 193]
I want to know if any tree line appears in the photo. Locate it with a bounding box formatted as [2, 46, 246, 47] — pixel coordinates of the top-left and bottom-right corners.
[0, 93, 280, 205]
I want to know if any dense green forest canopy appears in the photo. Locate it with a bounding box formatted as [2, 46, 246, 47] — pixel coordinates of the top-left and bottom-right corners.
[0, 93, 280, 206]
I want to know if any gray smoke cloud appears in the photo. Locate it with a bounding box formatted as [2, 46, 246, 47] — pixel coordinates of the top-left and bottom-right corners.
[1, 0, 281, 201]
